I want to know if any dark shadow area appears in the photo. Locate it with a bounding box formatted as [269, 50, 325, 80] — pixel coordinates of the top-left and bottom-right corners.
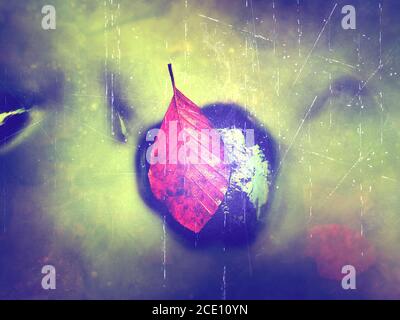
[103, 70, 135, 143]
[307, 75, 374, 120]
[0, 72, 64, 233]
[0, 64, 65, 148]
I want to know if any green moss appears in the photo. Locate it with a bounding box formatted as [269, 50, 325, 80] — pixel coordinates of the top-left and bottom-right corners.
[219, 128, 270, 219]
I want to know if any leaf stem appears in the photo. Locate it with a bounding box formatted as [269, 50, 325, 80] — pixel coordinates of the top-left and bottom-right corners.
[168, 63, 176, 90]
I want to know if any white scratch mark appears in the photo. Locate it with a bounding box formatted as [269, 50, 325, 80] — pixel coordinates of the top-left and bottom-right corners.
[293, 3, 338, 85]
[198, 14, 272, 42]
[221, 265, 226, 300]
[347, 63, 384, 106]
[315, 55, 356, 69]
[325, 151, 372, 201]
[278, 96, 318, 171]
[381, 175, 397, 182]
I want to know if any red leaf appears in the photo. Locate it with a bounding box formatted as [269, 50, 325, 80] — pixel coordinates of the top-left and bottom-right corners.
[147, 64, 231, 233]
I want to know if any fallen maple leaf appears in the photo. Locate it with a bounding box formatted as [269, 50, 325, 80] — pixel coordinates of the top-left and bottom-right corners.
[147, 64, 231, 233]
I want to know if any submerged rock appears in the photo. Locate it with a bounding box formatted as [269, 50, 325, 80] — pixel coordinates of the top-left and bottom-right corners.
[135, 103, 278, 247]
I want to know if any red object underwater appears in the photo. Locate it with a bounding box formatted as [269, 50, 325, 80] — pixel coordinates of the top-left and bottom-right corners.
[148, 64, 231, 233]
[305, 224, 376, 280]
